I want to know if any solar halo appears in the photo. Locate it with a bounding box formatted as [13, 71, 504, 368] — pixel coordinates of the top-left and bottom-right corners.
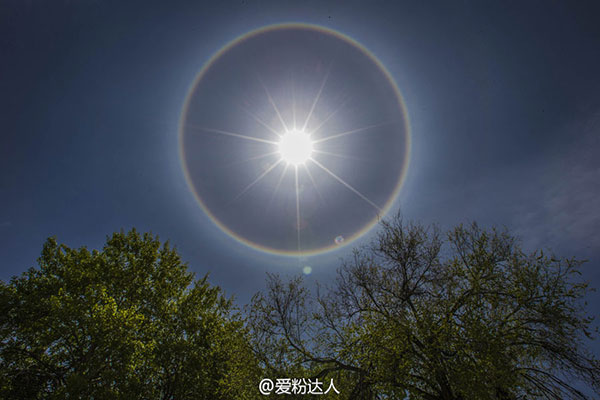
[179, 23, 410, 256]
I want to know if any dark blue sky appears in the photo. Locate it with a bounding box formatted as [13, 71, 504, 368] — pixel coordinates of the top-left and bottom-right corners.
[2, 0, 599, 356]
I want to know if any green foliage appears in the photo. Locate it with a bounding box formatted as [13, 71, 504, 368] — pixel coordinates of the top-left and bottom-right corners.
[0, 229, 260, 399]
[249, 215, 600, 400]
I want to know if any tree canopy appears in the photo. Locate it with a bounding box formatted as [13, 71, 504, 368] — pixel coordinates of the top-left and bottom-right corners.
[0, 229, 259, 399]
[2, 220, 599, 399]
[249, 215, 600, 399]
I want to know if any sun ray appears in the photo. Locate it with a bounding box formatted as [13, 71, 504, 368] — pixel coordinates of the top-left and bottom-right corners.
[312, 121, 393, 144]
[303, 163, 325, 205]
[294, 166, 301, 253]
[308, 96, 351, 137]
[309, 158, 382, 212]
[225, 151, 280, 167]
[258, 76, 289, 132]
[266, 163, 289, 212]
[301, 61, 333, 132]
[292, 72, 297, 130]
[312, 149, 366, 162]
[240, 106, 283, 138]
[232, 159, 283, 202]
[187, 125, 277, 145]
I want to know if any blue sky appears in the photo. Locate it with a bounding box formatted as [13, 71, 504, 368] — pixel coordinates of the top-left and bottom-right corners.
[2, 0, 599, 362]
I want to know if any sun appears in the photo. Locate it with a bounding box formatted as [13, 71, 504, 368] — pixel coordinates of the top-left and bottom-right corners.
[278, 130, 314, 165]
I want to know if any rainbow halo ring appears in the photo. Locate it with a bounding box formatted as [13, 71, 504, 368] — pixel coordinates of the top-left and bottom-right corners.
[179, 23, 410, 257]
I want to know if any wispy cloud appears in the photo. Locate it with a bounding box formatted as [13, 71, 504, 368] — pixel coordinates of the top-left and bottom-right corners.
[512, 110, 600, 255]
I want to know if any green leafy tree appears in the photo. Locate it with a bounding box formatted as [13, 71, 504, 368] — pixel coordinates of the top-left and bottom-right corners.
[0, 229, 260, 399]
[249, 215, 600, 399]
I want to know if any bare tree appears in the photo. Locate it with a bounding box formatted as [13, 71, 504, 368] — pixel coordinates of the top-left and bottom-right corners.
[249, 214, 600, 399]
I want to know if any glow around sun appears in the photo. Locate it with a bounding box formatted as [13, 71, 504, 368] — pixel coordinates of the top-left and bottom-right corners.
[278, 130, 314, 165]
[180, 24, 410, 256]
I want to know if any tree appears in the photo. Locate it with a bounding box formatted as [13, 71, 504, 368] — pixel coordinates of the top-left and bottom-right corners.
[249, 215, 600, 399]
[0, 229, 260, 399]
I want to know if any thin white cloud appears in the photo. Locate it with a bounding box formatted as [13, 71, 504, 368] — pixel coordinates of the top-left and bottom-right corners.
[512, 109, 600, 255]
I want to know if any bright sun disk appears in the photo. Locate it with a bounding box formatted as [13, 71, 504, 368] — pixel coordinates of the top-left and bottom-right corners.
[278, 130, 313, 165]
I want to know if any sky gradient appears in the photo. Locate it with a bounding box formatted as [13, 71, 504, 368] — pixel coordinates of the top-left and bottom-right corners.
[2, 1, 599, 363]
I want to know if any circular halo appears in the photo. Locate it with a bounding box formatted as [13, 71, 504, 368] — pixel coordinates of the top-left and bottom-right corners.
[179, 23, 411, 257]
